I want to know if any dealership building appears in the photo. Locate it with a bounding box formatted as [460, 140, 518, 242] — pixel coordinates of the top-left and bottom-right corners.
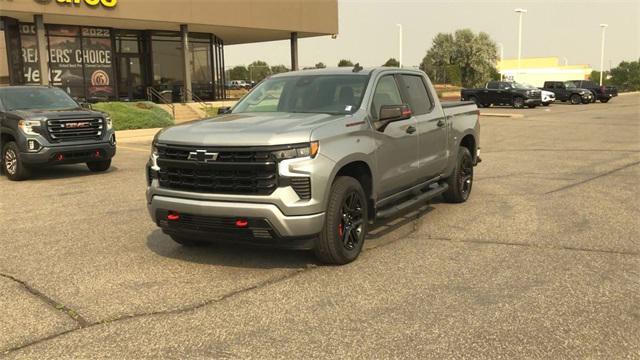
[498, 57, 593, 87]
[0, 0, 338, 101]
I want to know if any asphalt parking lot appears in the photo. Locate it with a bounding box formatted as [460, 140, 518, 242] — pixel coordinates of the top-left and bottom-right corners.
[1, 94, 638, 358]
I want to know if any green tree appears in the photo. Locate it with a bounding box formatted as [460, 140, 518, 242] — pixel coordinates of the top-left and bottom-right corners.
[383, 58, 400, 67]
[609, 59, 640, 91]
[315, 62, 327, 69]
[338, 59, 354, 67]
[229, 65, 249, 81]
[420, 30, 497, 87]
[270, 65, 289, 75]
[248, 60, 272, 82]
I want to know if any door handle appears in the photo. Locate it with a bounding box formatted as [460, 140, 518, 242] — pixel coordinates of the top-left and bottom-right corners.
[437, 119, 446, 127]
[406, 125, 417, 134]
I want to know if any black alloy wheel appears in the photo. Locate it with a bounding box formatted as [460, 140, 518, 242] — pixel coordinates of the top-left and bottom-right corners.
[570, 94, 582, 105]
[339, 191, 365, 251]
[513, 97, 525, 109]
[458, 152, 474, 200]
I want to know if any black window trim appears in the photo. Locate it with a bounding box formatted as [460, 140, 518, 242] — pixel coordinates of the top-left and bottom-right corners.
[396, 73, 435, 115]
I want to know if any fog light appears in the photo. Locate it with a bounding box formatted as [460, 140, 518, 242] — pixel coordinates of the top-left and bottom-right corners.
[27, 139, 41, 152]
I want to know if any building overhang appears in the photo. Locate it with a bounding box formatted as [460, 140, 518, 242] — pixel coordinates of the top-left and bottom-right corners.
[0, 0, 338, 44]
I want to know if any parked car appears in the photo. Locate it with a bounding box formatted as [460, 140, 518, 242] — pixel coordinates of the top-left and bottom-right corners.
[569, 80, 618, 103]
[540, 89, 556, 106]
[461, 81, 542, 108]
[228, 80, 251, 90]
[0, 86, 116, 181]
[147, 67, 480, 264]
[541, 81, 593, 104]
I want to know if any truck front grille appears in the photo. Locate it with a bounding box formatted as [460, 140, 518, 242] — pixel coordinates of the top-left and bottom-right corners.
[47, 118, 104, 142]
[156, 144, 278, 195]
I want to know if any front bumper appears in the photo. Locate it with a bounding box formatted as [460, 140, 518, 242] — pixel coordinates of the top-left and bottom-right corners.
[148, 195, 325, 246]
[581, 93, 593, 101]
[20, 140, 116, 165]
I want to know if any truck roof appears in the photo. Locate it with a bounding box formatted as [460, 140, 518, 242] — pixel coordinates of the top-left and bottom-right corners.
[270, 67, 426, 78]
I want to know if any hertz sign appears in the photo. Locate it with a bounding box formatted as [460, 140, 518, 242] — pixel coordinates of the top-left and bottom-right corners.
[36, 0, 118, 8]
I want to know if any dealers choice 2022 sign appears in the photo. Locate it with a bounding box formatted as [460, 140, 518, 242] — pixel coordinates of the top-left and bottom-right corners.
[20, 24, 115, 98]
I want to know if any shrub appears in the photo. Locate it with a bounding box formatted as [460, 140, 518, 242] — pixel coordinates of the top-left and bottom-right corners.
[93, 102, 174, 131]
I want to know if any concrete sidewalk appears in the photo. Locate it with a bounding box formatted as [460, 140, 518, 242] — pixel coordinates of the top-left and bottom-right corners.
[116, 128, 162, 144]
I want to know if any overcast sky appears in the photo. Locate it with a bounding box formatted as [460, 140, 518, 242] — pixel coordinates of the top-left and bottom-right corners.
[225, 0, 640, 70]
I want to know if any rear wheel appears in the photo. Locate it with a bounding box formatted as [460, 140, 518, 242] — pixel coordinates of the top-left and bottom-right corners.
[2, 142, 31, 181]
[87, 159, 111, 172]
[443, 147, 474, 203]
[469, 96, 482, 108]
[512, 97, 525, 109]
[314, 176, 368, 265]
[570, 94, 582, 105]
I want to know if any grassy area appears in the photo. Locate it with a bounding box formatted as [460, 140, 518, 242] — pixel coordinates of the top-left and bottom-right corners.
[93, 102, 174, 131]
[201, 105, 220, 118]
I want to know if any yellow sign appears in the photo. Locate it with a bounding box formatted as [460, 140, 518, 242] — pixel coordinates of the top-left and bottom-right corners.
[54, 0, 117, 8]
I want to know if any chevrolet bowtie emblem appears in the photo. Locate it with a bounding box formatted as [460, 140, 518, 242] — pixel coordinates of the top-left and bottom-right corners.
[188, 150, 219, 162]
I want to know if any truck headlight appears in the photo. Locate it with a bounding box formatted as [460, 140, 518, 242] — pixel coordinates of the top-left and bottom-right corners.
[272, 142, 319, 161]
[18, 120, 42, 136]
[105, 116, 113, 130]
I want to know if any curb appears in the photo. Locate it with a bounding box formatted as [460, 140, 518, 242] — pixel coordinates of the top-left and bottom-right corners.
[480, 113, 524, 119]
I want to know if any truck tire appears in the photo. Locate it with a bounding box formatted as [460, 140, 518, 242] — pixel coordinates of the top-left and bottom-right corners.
[570, 94, 581, 105]
[600, 98, 610, 103]
[512, 97, 525, 109]
[443, 146, 473, 203]
[87, 159, 111, 172]
[2, 142, 31, 181]
[314, 176, 368, 265]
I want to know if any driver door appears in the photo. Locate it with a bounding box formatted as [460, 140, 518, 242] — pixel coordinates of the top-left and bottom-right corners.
[370, 74, 420, 198]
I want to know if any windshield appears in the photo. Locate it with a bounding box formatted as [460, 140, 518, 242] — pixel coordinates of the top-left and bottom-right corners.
[564, 81, 577, 89]
[513, 82, 535, 89]
[233, 74, 369, 115]
[0, 87, 79, 111]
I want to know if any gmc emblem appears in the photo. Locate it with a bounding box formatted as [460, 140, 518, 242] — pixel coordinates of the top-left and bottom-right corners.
[63, 122, 91, 129]
[188, 150, 219, 162]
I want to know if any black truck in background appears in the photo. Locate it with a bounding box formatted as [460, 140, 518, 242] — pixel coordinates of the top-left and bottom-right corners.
[461, 81, 542, 109]
[0, 86, 117, 181]
[569, 80, 618, 103]
[540, 81, 593, 105]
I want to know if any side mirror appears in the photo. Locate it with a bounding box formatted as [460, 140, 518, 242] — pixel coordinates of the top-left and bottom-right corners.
[217, 106, 231, 115]
[79, 102, 93, 111]
[375, 105, 412, 131]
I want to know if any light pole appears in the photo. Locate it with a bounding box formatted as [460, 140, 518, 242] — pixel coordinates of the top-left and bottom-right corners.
[497, 42, 504, 80]
[514, 8, 527, 72]
[396, 24, 403, 68]
[599, 24, 608, 86]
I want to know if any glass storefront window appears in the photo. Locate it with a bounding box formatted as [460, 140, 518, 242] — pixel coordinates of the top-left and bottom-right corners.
[19, 24, 41, 85]
[151, 34, 184, 101]
[190, 37, 213, 100]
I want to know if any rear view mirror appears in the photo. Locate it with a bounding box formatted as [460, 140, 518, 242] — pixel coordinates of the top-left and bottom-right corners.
[375, 104, 412, 131]
[217, 106, 231, 115]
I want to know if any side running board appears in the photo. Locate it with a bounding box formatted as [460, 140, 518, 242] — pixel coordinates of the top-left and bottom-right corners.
[375, 183, 448, 219]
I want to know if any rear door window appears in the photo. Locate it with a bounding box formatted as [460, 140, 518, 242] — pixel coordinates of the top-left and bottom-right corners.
[398, 74, 432, 115]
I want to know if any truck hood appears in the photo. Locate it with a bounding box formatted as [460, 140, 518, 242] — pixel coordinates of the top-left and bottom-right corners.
[11, 109, 102, 120]
[157, 112, 344, 146]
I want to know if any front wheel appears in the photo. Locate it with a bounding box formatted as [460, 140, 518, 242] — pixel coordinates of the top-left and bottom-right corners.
[87, 159, 111, 172]
[443, 147, 474, 203]
[2, 142, 31, 181]
[469, 96, 482, 108]
[570, 94, 582, 105]
[512, 97, 525, 109]
[314, 176, 368, 265]
[600, 98, 610, 103]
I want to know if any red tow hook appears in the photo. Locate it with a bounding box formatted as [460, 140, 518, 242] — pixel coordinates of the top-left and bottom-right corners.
[167, 211, 180, 221]
[235, 219, 249, 228]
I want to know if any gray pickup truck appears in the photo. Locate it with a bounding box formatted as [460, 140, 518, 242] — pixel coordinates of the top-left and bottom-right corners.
[147, 67, 480, 264]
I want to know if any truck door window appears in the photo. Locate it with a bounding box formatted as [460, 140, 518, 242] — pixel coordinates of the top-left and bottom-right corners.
[499, 82, 511, 90]
[487, 82, 499, 89]
[371, 75, 403, 119]
[399, 75, 432, 115]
